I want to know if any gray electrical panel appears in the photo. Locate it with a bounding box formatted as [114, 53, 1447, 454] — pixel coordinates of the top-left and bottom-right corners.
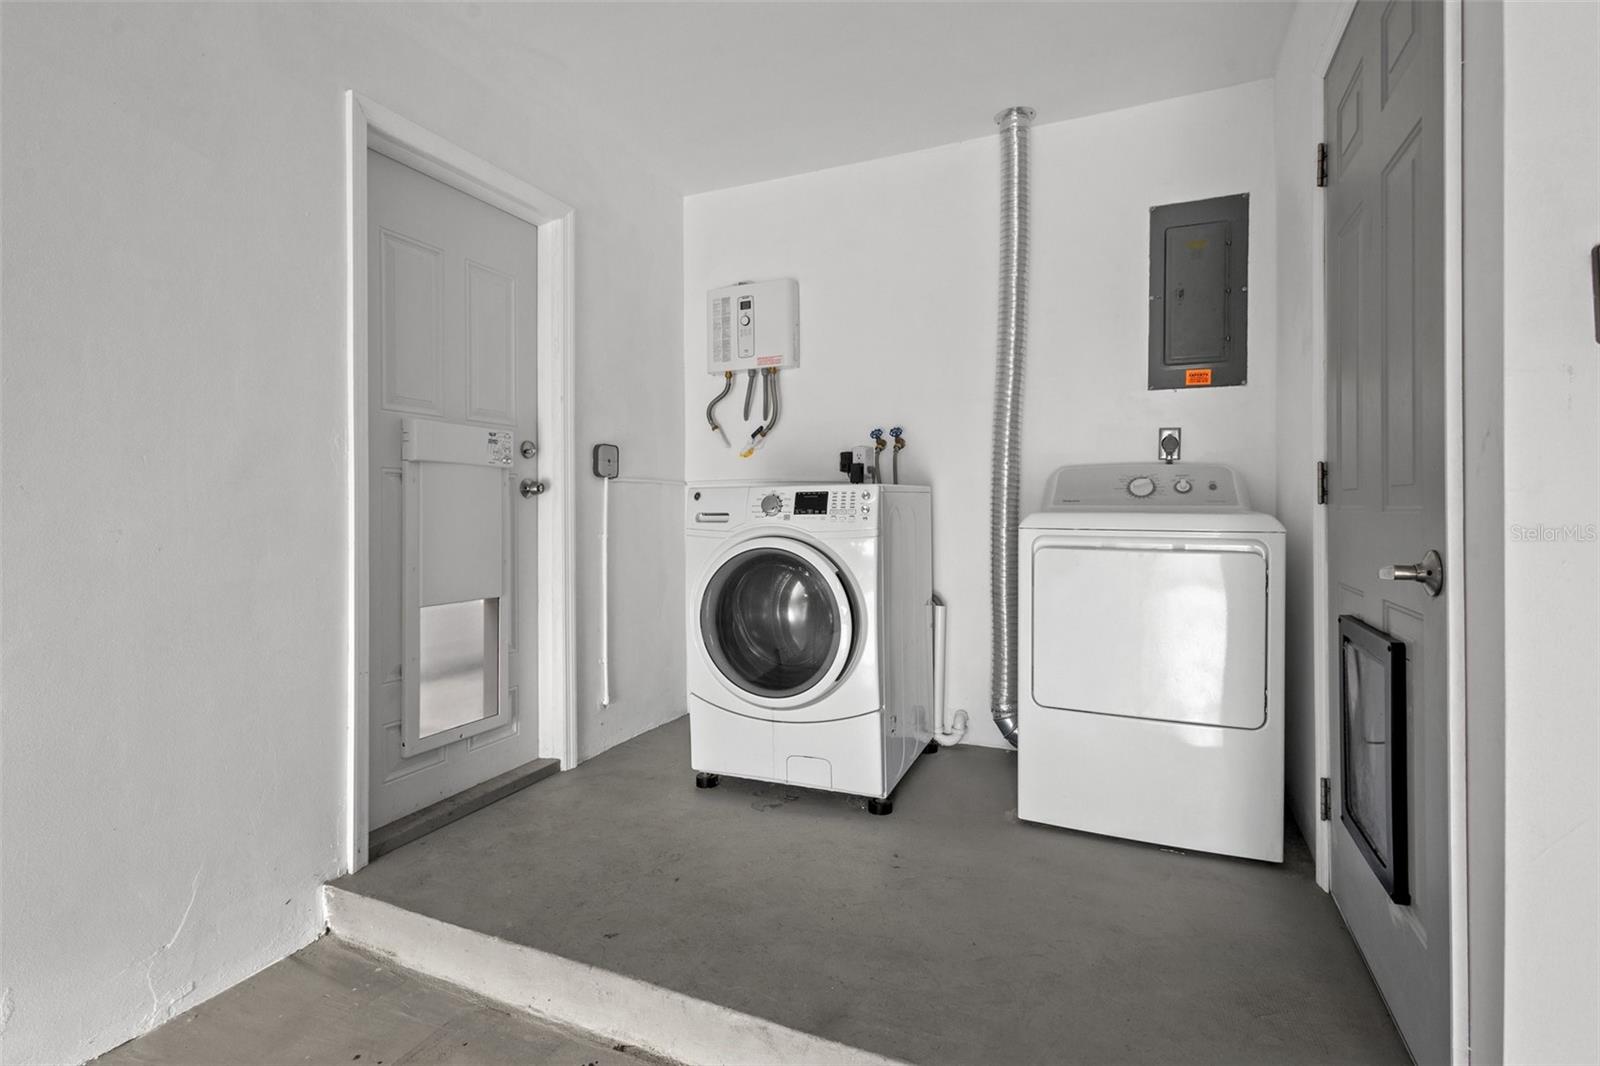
[1148, 194, 1249, 390]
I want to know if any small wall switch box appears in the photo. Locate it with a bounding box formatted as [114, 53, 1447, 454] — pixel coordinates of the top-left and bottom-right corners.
[592, 443, 620, 479]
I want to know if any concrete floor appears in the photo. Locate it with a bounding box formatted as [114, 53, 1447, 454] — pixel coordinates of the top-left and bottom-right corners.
[336, 716, 1409, 1065]
[96, 937, 657, 1066]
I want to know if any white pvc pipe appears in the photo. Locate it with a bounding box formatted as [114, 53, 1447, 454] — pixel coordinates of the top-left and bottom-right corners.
[932, 596, 948, 733]
[931, 595, 967, 746]
[599, 474, 610, 707]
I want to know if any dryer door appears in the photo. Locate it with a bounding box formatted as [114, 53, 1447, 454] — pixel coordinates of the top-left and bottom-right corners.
[698, 536, 856, 709]
[1030, 536, 1269, 729]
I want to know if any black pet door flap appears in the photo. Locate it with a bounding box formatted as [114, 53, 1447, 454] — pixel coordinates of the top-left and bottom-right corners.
[1338, 615, 1409, 905]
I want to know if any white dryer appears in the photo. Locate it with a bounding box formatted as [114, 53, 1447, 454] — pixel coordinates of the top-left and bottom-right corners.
[1018, 463, 1286, 861]
[685, 482, 933, 812]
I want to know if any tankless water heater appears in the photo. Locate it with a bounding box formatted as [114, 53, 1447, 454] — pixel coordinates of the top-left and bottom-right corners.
[707, 279, 799, 372]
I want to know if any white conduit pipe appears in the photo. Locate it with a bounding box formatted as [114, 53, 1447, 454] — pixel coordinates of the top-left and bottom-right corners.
[599, 473, 611, 707]
[931, 595, 968, 746]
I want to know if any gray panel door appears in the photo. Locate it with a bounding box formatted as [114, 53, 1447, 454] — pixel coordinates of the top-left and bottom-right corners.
[1324, 1, 1450, 1061]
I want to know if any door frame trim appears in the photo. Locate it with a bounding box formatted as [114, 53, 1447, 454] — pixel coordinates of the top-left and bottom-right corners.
[344, 92, 578, 873]
[1312, 2, 1469, 1061]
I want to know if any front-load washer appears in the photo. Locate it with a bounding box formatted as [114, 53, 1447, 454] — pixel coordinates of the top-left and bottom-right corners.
[1018, 463, 1286, 861]
[686, 482, 933, 807]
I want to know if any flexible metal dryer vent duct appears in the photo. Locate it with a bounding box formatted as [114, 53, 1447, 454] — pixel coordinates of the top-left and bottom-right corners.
[989, 105, 1035, 748]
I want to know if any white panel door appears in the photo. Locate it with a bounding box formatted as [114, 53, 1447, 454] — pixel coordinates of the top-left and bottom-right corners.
[1324, 1, 1450, 1061]
[368, 150, 540, 829]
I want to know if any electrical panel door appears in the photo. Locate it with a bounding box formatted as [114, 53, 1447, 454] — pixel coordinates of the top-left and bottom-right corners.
[1148, 194, 1249, 390]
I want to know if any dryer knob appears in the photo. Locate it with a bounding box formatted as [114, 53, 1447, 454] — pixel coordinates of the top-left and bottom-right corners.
[760, 493, 783, 516]
[1127, 476, 1157, 498]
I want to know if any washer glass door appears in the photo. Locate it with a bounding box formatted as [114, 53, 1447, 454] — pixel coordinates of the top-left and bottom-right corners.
[700, 541, 852, 702]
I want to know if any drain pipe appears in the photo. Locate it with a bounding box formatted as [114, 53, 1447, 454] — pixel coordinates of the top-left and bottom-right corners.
[989, 105, 1034, 748]
[930, 594, 968, 746]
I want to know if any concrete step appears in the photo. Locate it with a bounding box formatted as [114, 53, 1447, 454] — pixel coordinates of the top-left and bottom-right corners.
[323, 885, 904, 1066]
[93, 934, 659, 1066]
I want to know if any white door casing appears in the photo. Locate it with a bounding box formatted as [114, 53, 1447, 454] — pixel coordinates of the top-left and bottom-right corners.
[346, 94, 576, 872]
[1323, 2, 1453, 1062]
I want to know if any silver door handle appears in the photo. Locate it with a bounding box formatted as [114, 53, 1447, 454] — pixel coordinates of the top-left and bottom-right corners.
[520, 479, 547, 498]
[1379, 548, 1443, 597]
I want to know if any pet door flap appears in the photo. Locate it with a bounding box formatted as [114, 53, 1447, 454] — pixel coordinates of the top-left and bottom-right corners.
[1338, 614, 1409, 904]
[400, 419, 514, 755]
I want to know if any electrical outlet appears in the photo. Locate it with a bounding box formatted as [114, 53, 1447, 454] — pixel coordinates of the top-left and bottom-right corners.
[1158, 427, 1182, 463]
[592, 443, 620, 479]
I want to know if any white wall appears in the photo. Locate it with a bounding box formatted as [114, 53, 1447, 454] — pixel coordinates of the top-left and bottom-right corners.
[1495, 1, 1599, 1060]
[684, 81, 1278, 747]
[1271, 0, 1354, 868]
[0, 5, 684, 1062]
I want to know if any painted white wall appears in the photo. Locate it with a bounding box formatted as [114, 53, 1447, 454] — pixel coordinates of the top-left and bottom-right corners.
[1495, 2, 1600, 1060]
[1270, 0, 1354, 873]
[0, 4, 684, 1062]
[684, 81, 1278, 748]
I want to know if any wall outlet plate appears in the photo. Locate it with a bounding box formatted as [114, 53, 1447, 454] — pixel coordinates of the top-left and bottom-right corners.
[592, 443, 620, 479]
[1158, 427, 1182, 462]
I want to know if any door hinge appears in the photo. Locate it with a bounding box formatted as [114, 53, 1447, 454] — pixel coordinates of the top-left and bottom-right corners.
[1316, 460, 1330, 504]
[1316, 142, 1329, 187]
[1320, 777, 1332, 820]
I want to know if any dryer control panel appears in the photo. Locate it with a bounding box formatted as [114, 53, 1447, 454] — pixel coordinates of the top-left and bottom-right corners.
[1042, 463, 1249, 511]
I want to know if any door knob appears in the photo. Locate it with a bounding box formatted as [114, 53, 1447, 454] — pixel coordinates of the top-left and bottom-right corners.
[1379, 548, 1443, 597]
[520, 479, 547, 498]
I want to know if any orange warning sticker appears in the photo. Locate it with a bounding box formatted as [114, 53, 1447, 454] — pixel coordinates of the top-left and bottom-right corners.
[1185, 368, 1213, 386]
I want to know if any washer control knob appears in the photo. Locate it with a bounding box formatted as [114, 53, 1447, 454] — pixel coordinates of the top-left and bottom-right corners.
[1174, 478, 1193, 494]
[1127, 476, 1156, 498]
[760, 493, 783, 516]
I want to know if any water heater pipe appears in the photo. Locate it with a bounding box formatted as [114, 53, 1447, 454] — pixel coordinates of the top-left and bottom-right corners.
[989, 105, 1035, 748]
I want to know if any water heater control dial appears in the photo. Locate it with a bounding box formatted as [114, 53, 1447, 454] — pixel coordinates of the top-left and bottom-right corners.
[1127, 476, 1156, 498]
[760, 492, 783, 516]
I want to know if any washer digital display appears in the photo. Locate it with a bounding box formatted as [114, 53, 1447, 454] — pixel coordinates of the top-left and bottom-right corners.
[793, 491, 829, 516]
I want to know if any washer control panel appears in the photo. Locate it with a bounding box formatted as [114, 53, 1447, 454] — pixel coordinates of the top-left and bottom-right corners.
[1043, 463, 1248, 511]
[745, 486, 874, 525]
